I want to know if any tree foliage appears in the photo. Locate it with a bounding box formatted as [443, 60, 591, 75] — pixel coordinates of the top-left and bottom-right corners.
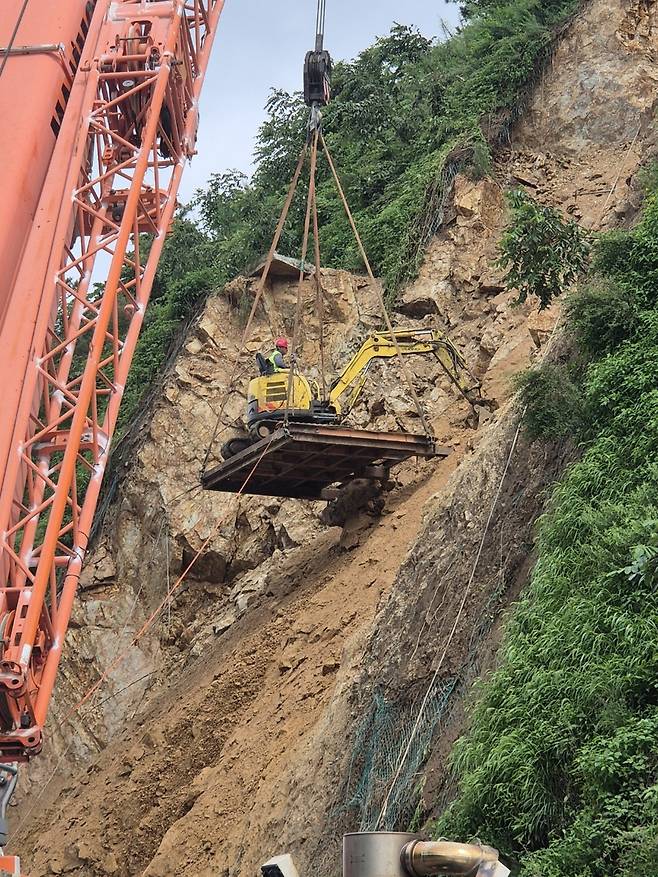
[437, 187, 658, 876]
[499, 190, 591, 309]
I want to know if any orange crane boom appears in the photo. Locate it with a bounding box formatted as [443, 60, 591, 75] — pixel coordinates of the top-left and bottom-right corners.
[0, 0, 224, 782]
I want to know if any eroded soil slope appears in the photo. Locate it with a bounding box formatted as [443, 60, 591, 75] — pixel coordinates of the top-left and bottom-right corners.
[16, 0, 658, 874]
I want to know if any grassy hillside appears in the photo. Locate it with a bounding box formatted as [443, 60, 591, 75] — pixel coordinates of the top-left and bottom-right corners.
[119, 0, 580, 426]
[438, 183, 658, 875]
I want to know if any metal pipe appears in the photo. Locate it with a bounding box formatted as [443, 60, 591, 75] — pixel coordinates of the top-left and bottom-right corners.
[0, 43, 64, 56]
[401, 840, 501, 877]
[344, 832, 419, 877]
[342, 834, 509, 877]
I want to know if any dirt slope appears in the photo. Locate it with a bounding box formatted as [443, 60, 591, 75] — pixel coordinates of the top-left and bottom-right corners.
[15, 0, 658, 874]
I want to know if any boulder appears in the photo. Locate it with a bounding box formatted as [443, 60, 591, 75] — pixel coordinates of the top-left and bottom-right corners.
[527, 305, 559, 347]
[397, 288, 439, 318]
[480, 325, 503, 357]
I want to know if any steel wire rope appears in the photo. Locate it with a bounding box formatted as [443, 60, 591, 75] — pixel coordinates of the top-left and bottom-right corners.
[200, 143, 309, 470]
[66, 435, 276, 718]
[598, 123, 641, 222]
[0, 0, 30, 83]
[315, 0, 327, 48]
[319, 133, 434, 438]
[284, 130, 319, 425]
[312, 172, 328, 400]
[375, 414, 524, 828]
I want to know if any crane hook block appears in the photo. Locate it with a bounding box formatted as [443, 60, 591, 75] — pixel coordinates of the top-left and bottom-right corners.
[304, 49, 332, 107]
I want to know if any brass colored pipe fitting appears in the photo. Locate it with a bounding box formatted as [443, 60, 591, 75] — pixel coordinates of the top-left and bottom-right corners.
[401, 840, 501, 877]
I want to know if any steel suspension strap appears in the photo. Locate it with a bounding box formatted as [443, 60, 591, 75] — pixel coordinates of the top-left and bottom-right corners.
[312, 169, 328, 401]
[201, 143, 308, 469]
[284, 130, 320, 425]
[319, 133, 435, 438]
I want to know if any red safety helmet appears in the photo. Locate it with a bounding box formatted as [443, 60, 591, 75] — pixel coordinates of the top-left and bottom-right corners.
[275, 337, 289, 351]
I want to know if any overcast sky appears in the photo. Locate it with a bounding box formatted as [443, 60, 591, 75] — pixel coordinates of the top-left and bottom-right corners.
[180, 0, 462, 202]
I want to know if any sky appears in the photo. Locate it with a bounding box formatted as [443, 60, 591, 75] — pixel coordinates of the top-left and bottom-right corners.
[180, 0, 462, 202]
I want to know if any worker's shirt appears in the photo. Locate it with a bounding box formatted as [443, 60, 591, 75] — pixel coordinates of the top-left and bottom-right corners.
[268, 351, 287, 372]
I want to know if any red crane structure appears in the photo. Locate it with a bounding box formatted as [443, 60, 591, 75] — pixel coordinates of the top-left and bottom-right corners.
[0, 1, 224, 868]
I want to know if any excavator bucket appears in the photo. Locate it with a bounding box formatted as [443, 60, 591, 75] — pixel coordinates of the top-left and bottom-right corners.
[201, 423, 449, 500]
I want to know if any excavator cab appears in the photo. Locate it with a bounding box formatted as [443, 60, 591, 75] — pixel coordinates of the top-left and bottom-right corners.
[246, 372, 337, 439]
[220, 327, 488, 459]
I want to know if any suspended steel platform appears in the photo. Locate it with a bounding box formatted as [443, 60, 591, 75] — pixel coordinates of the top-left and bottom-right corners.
[201, 423, 450, 500]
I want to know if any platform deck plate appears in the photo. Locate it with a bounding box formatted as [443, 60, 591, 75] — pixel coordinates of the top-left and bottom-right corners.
[201, 423, 450, 499]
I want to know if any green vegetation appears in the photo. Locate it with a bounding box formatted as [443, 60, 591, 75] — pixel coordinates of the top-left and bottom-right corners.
[437, 184, 658, 876]
[514, 363, 582, 440]
[499, 190, 591, 309]
[121, 0, 581, 426]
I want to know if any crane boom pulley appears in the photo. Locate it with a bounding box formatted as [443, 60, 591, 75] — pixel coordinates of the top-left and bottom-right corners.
[304, 0, 332, 120]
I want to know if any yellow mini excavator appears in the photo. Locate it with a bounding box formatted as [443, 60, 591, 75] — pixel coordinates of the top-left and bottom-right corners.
[221, 327, 483, 459]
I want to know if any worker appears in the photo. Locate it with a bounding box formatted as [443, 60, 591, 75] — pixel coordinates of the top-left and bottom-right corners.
[267, 337, 289, 373]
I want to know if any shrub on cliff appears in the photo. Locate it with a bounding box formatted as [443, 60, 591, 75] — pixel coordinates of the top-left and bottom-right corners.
[498, 190, 591, 309]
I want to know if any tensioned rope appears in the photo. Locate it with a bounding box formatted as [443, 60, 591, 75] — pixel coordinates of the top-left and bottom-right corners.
[67, 435, 275, 719]
[284, 128, 320, 424]
[312, 165, 328, 400]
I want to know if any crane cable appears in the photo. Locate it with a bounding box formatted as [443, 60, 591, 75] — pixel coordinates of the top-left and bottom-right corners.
[284, 128, 320, 425]
[312, 158, 327, 400]
[62, 435, 276, 724]
[315, 0, 327, 50]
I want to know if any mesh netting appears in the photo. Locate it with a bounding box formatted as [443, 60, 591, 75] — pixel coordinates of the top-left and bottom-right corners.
[337, 561, 512, 837]
[342, 678, 458, 832]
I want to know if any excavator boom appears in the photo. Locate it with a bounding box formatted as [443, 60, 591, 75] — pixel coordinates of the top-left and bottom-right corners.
[329, 329, 481, 416]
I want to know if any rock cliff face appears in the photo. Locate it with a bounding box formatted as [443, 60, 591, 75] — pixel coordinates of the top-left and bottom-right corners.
[15, 0, 658, 874]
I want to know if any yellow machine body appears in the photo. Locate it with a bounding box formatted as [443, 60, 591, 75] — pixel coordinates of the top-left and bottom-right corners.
[248, 373, 317, 415]
[245, 328, 482, 436]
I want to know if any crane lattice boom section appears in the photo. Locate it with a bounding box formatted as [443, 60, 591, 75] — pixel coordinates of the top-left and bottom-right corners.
[0, 0, 224, 761]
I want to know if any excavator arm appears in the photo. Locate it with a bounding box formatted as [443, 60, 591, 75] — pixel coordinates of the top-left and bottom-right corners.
[329, 329, 482, 417]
